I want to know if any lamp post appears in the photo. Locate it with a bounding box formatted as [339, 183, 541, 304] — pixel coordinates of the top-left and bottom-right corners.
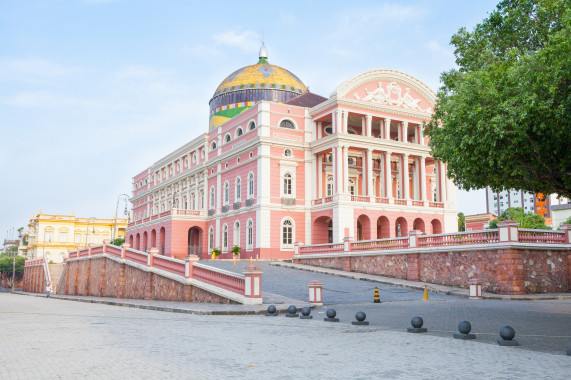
[112, 194, 129, 244]
[85, 217, 96, 247]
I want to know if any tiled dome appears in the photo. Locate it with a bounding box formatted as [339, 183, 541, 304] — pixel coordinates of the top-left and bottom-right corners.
[209, 45, 307, 130]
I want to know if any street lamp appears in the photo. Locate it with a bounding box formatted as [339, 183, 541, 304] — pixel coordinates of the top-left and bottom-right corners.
[85, 217, 96, 247]
[112, 194, 129, 244]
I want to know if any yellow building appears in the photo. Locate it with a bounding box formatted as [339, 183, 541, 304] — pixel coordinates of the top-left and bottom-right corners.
[21, 212, 128, 263]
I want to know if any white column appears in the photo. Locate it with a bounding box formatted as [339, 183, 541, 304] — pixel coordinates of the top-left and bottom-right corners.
[366, 115, 372, 137]
[343, 145, 349, 193]
[420, 156, 427, 202]
[412, 158, 419, 200]
[316, 121, 322, 140]
[384, 118, 391, 140]
[402, 121, 408, 142]
[414, 125, 419, 144]
[384, 151, 392, 199]
[311, 154, 317, 200]
[317, 154, 323, 198]
[440, 161, 447, 202]
[367, 149, 373, 197]
[403, 154, 410, 200]
[331, 112, 336, 133]
[342, 110, 348, 134]
[337, 110, 343, 134]
[419, 124, 424, 145]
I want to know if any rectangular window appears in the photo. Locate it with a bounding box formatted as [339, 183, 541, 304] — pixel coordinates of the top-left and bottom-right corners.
[44, 231, 53, 242]
[75, 233, 81, 243]
[59, 232, 68, 242]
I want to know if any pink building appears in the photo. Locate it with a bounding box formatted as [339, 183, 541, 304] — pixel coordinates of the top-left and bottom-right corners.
[126, 46, 457, 260]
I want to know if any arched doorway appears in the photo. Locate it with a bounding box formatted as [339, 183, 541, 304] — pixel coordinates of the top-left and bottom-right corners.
[395, 217, 408, 237]
[142, 231, 148, 252]
[151, 229, 156, 249]
[431, 219, 442, 234]
[312, 216, 332, 244]
[376, 216, 390, 239]
[135, 233, 140, 250]
[159, 227, 166, 255]
[412, 218, 425, 233]
[187, 226, 203, 257]
[128, 235, 133, 246]
[356, 215, 371, 241]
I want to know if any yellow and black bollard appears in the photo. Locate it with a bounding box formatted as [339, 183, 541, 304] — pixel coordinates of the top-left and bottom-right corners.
[373, 287, 381, 303]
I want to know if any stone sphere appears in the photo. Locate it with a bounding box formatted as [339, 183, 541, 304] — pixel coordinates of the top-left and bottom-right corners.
[458, 321, 472, 335]
[301, 307, 311, 316]
[355, 311, 366, 322]
[411, 316, 424, 328]
[287, 305, 297, 314]
[326, 308, 337, 318]
[500, 326, 516, 341]
[267, 305, 276, 314]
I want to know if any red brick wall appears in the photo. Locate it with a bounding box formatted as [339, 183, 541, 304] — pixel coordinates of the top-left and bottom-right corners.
[298, 247, 571, 295]
[59, 256, 237, 303]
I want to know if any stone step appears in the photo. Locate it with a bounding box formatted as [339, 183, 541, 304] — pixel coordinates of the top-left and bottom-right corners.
[48, 264, 64, 292]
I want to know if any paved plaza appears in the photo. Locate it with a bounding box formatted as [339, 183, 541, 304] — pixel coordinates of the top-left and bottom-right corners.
[1, 293, 570, 379]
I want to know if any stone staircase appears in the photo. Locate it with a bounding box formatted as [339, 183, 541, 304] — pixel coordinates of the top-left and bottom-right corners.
[48, 264, 64, 293]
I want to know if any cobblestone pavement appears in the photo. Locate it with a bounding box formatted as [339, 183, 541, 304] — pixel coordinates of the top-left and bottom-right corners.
[1, 293, 570, 380]
[200, 260, 454, 303]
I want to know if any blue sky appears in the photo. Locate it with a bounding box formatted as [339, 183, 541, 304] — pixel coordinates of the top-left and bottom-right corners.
[0, 0, 500, 242]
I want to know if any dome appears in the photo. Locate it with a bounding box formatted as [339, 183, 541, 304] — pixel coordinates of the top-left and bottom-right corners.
[209, 45, 308, 130]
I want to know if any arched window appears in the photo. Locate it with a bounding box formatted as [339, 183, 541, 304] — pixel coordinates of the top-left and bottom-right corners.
[327, 176, 334, 196]
[211, 141, 217, 150]
[200, 190, 204, 209]
[224, 181, 229, 204]
[247, 219, 253, 250]
[283, 173, 292, 195]
[224, 134, 231, 144]
[248, 173, 255, 198]
[279, 119, 295, 129]
[281, 219, 294, 249]
[222, 224, 228, 252]
[234, 221, 240, 248]
[208, 227, 214, 251]
[236, 128, 243, 137]
[210, 186, 215, 208]
[235, 177, 241, 201]
[191, 193, 196, 210]
[248, 121, 256, 130]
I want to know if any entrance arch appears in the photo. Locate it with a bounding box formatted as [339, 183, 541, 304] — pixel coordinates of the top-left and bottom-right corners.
[431, 219, 442, 234]
[395, 217, 408, 237]
[188, 226, 203, 257]
[159, 227, 166, 255]
[412, 218, 425, 233]
[376, 216, 390, 239]
[312, 216, 332, 244]
[356, 215, 371, 241]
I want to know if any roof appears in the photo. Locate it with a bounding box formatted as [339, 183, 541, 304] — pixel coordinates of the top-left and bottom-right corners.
[551, 203, 571, 211]
[285, 92, 328, 108]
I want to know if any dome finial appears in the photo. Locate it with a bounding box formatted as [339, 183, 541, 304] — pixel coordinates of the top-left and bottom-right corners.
[258, 43, 268, 64]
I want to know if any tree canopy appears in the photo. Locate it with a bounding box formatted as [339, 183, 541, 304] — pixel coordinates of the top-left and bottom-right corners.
[0, 256, 26, 288]
[488, 207, 551, 229]
[426, 0, 571, 198]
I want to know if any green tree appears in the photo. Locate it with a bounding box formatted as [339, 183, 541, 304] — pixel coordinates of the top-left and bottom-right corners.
[458, 212, 466, 231]
[0, 256, 26, 288]
[112, 237, 125, 246]
[488, 207, 551, 229]
[560, 216, 571, 226]
[426, 0, 571, 198]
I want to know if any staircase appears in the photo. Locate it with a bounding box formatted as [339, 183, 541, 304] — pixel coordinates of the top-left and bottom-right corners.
[48, 264, 64, 293]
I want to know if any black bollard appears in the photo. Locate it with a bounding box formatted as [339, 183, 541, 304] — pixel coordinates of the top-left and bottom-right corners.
[285, 305, 299, 318]
[407, 316, 427, 333]
[265, 305, 278, 316]
[300, 306, 312, 319]
[453, 321, 476, 339]
[324, 308, 339, 322]
[352, 311, 369, 326]
[497, 326, 518, 346]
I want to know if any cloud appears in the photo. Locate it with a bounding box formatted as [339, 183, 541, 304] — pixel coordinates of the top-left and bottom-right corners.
[1, 91, 96, 108]
[0, 58, 77, 85]
[425, 40, 455, 61]
[212, 30, 260, 53]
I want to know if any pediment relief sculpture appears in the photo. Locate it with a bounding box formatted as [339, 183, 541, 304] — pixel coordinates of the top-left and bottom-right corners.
[354, 81, 431, 113]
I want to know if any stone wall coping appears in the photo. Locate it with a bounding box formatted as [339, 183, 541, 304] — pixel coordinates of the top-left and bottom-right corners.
[294, 242, 571, 260]
[152, 254, 185, 264]
[190, 278, 247, 304]
[193, 262, 245, 279]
